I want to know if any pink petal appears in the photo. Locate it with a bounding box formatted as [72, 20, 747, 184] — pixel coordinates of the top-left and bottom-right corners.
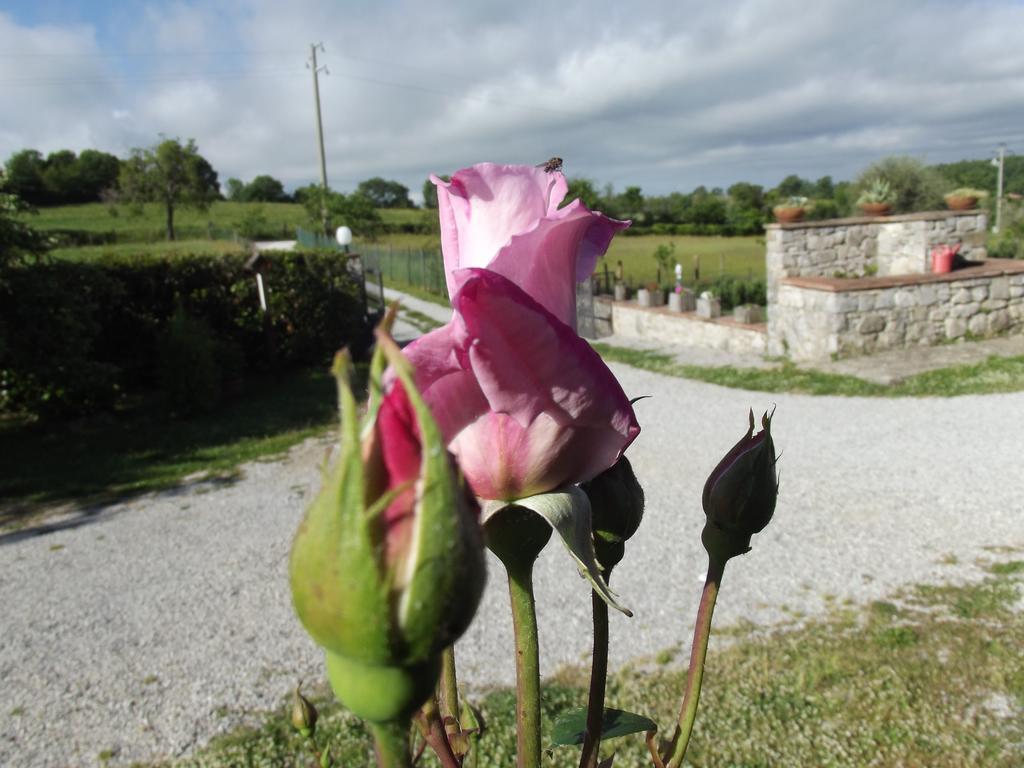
[433, 163, 569, 298]
[448, 269, 639, 498]
[483, 200, 629, 328]
[401, 325, 490, 444]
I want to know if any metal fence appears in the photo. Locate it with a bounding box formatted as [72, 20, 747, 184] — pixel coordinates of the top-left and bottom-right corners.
[359, 244, 448, 298]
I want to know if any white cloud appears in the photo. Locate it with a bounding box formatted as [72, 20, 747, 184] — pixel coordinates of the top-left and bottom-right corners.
[1, 0, 1023, 194]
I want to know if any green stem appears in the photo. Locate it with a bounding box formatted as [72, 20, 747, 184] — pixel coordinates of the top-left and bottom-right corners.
[507, 559, 543, 768]
[664, 557, 725, 768]
[579, 586, 610, 768]
[439, 645, 460, 728]
[369, 721, 412, 768]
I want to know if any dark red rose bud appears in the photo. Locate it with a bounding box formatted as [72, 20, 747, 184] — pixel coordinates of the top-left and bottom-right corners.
[701, 408, 778, 562]
[581, 455, 645, 572]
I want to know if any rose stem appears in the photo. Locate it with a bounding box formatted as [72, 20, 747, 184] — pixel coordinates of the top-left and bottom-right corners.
[369, 721, 413, 768]
[663, 556, 725, 768]
[415, 699, 461, 768]
[439, 645, 461, 737]
[506, 558, 543, 768]
[579, 585, 610, 768]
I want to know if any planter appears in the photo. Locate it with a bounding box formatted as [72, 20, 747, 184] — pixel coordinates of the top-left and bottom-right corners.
[613, 282, 628, 301]
[945, 195, 978, 211]
[773, 206, 806, 223]
[637, 288, 666, 308]
[696, 294, 721, 319]
[733, 304, 764, 324]
[859, 202, 892, 216]
[668, 292, 684, 312]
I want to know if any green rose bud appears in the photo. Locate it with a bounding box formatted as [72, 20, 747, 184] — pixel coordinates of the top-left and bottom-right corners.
[290, 684, 318, 738]
[290, 327, 486, 723]
[581, 455, 645, 572]
[701, 408, 778, 562]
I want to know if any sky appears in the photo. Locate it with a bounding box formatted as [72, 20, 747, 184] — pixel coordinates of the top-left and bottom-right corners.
[1, 0, 1022, 202]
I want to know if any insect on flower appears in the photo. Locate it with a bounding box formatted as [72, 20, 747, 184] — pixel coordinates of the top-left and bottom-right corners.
[538, 156, 563, 173]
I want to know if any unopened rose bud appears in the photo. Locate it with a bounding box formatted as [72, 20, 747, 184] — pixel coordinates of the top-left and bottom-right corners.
[701, 408, 778, 562]
[290, 331, 486, 723]
[581, 455, 645, 572]
[291, 684, 318, 738]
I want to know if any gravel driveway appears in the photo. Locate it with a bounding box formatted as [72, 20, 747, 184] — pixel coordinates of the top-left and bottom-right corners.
[2, 361, 1023, 767]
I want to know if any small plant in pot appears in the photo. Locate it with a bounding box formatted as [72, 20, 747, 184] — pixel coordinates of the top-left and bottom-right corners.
[772, 195, 809, 223]
[857, 178, 895, 216]
[944, 187, 988, 211]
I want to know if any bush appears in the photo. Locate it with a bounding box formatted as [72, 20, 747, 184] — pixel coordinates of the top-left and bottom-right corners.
[699, 274, 767, 310]
[0, 250, 372, 418]
[854, 156, 946, 214]
[158, 307, 222, 414]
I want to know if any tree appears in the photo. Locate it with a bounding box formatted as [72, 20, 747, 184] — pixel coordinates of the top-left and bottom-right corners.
[775, 174, 813, 199]
[356, 177, 413, 208]
[3, 150, 47, 206]
[565, 177, 601, 210]
[297, 185, 382, 238]
[118, 138, 219, 240]
[0, 183, 51, 266]
[225, 178, 246, 201]
[855, 156, 946, 214]
[245, 174, 288, 203]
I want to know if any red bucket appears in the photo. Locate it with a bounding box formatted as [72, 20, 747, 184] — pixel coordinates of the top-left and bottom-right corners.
[931, 245, 960, 274]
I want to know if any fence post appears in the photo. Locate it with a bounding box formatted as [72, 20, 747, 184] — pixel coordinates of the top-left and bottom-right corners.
[419, 249, 426, 289]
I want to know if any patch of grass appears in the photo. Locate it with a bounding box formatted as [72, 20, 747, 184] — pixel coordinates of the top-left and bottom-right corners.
[597, 234, 765, 287]
[0, 367, 352, 525]
[991, 561, 1024, 576]
[399, 307, 444, 332]
[49, 238, 246, 261]
[593, 343, 1024, 397]
[139, 568, 1023, 767]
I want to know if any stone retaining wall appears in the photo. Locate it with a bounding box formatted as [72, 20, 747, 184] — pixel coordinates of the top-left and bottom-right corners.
[765, 210, 988, 305]
[769, 261, 1024, 360]
[608, 300, 767, 355]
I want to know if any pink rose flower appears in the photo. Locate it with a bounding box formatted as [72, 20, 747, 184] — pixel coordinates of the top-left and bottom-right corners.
[402, 163, 639, 501]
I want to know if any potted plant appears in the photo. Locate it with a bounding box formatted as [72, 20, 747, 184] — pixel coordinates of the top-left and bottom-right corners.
[857, 178, 895, 216]
[944, 187, 988, 211]
[772, 196, 809, 223]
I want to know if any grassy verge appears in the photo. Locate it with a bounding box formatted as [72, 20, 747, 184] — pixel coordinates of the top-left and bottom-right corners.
[0, 368, 348, 526]
[593, 343, 1024, 397]
[136, 559, 1024, 767]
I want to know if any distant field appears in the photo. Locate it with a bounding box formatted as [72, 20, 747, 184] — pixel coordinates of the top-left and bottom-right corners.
[49, 239, 246, 261]
[25, 201, 305, 240]
[24, 202, 766, 283]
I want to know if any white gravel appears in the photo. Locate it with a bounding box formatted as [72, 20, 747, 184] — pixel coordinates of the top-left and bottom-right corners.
[2, 362, 1023, 766]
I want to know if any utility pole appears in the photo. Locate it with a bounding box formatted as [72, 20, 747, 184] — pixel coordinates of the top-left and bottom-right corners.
[992, 143, 1006, 233]
[308, 42, 329, 235]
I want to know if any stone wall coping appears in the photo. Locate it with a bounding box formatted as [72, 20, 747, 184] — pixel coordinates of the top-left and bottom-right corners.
[780, 258, 1024, 293]
[608, 299, 767, 330]
[765, 208, 982, 230]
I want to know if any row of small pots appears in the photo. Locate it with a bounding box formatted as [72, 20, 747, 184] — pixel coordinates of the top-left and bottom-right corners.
[773, 195, 982, 223]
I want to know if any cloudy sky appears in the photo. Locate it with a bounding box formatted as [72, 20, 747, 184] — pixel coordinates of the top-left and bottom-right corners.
[1, 0, 1022, 200]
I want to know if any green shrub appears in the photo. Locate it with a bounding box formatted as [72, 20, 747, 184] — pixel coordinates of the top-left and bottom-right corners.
[158, 307, 222, 414]
[0, 250, 372, 418]
[699, 274, 767, 310]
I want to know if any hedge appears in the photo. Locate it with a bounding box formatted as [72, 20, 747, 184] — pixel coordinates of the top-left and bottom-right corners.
[0, 250, 374, 418]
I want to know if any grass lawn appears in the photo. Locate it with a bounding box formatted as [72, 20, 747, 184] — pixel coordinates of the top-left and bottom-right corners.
[24, 201, 306, 240]
[137, 559, 1024, 767]
[0, 368, 346, 527]
[598, 234, 765, 287]
[594, 343, 1024, 397]
[48, 238, 247, 261]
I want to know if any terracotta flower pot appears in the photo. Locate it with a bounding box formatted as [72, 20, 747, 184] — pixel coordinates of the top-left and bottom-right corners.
[945, 195, 978, 211]
[859, 202, 892, 216]
[773, 206, 805, 223]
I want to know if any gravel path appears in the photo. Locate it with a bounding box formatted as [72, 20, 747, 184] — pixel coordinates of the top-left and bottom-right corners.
[3, 343, 1023, 766]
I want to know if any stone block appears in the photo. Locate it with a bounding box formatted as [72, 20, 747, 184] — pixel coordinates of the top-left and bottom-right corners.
[894, 290, 917, 308]
[874, 292, 894, 309]
[968, 314, 988, 336]
[1010, 286, 1024, 299]
[982, 299, 1008, 311]
[951, 288, 972, 304]
[857, 293, 875, 311]
[951, 302, 981, 318]
[970, 286, 988, 302]
[858, 315, 886, 334]
[988, 310, 1011, 333]
[916, 285, 937, 306]
[733, 304, 763, 324]
[945, 317, 967, 338]
[696, 295, 721, 318]
[990, 277, 1010, 301]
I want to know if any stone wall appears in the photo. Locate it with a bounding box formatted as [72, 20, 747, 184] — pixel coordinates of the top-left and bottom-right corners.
[769, 261, 1024, 361]
[765, 210, 988, 306]
[610, 302, 767, 355]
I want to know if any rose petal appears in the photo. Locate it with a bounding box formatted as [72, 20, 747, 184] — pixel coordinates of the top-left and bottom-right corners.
[433, 163, 569, 297]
